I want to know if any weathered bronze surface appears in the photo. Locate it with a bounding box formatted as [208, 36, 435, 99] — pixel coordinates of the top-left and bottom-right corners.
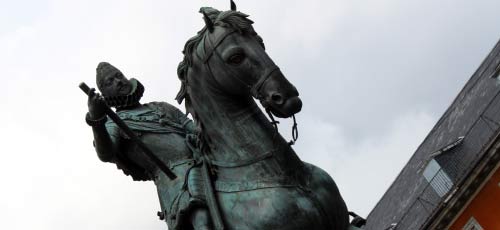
[86, 62, 212, 230]
[80, 82, 177, 179]
[84, 3, 350, 230]
[174, 5, 349, 230]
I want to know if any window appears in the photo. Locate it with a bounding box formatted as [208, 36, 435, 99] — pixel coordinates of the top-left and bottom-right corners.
[463, 217, 483, 230]
[423, 159, 453, 197]
[420, 137, 463, 196]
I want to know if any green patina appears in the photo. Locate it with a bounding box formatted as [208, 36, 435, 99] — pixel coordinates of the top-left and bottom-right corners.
[85, 3, 354, 230]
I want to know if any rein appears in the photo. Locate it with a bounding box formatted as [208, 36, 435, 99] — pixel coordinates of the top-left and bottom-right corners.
[265, 108, 299, 146]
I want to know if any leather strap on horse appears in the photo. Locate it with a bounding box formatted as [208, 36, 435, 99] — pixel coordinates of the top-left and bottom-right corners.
[290, 115, 299, 145]
[210, 149, 275, 168]
[186, 135, 225, 230]
[200, 24, 301, 228]
[202, 29, 237, 64]
[250, 66, 280, 99]
[200, 158, 225, 230]
[199, 30, 231, 230]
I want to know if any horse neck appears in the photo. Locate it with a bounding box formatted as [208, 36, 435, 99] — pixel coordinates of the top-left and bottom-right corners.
[189, 82, 294, 163]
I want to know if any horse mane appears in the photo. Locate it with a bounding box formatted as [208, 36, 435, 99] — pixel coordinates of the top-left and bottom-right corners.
[175, 7, 264, 106]
[175, 7, 265, 154]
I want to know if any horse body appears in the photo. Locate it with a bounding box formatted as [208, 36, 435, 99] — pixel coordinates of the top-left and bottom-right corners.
[177, 7, 349, 230]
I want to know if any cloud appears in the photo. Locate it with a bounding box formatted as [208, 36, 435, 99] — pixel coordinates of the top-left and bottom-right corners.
[282, 110, 435, 216]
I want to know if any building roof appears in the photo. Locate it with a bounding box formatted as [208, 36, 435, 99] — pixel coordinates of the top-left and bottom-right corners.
[364, 39, 500, 230]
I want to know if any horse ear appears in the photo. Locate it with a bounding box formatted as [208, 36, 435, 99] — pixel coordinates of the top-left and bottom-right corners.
[230, 0, 237, 11]
[202, 11, 214, 32]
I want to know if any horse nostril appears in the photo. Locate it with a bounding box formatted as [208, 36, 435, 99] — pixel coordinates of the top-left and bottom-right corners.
[271, 93, 284, 105]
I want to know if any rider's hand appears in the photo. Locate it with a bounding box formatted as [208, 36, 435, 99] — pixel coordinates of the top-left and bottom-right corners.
[87, 88, 106, 119]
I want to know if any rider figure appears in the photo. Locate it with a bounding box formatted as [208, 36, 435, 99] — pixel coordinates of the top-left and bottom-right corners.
[86, 62, 212, 230]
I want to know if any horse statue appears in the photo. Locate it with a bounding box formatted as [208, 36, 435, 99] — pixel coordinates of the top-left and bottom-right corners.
[172, 5, 350, 230]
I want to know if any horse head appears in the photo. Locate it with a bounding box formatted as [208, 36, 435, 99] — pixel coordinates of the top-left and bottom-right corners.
[177, 7, 302, 119]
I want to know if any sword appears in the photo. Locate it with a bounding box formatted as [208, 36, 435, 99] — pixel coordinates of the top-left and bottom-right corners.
[79, 82, 177, 180]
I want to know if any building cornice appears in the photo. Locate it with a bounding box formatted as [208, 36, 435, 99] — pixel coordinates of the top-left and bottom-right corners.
[423, 131, 500, 229]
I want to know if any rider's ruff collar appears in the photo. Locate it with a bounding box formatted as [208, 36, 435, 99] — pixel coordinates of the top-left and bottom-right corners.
[104, 78, 144, 109]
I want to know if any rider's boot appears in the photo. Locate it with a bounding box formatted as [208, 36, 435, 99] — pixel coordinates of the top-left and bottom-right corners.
[191, 208, 213, 230]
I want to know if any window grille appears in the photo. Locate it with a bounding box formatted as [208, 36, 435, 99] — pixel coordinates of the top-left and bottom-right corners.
[423, 159, 453, 197]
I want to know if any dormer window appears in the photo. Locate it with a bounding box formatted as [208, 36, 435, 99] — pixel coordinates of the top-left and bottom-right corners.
[423, 159, 453, 197]
[463, 217, 483, 230]
[421, 137, 464, 197]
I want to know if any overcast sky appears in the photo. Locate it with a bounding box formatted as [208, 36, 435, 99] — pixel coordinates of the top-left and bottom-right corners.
[1, 0, 499, 229]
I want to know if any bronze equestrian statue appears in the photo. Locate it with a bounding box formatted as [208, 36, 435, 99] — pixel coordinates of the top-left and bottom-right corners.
[83, 3, 351, 230]
[174, 5, 350, 230]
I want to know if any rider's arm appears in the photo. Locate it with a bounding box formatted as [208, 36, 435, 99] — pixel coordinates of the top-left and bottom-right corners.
[91, 122, 120, 162]
[87, 89, 120, 162]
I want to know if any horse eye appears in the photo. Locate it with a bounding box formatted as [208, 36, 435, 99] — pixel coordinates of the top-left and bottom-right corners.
[228, 53, 245, 65]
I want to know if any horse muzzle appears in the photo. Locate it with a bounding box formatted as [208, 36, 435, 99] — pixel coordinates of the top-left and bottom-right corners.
[267, 94, 302, 118]
[258, 70, 302, 118]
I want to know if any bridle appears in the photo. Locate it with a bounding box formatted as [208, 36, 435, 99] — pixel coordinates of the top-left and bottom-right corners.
[201, 26, 299, 145]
